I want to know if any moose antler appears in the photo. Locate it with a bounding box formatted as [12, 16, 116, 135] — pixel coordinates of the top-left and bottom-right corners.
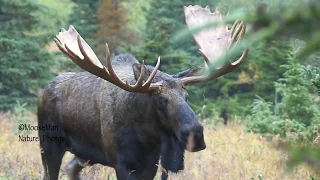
[54, 25, 161, 92]
[181, 5, 249, 85]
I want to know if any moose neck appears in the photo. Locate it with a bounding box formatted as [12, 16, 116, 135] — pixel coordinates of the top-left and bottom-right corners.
[121, 91, 163, 142]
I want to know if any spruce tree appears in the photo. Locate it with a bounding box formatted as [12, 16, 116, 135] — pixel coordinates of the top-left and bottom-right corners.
[0, 0, 56, 111]
[276, 52, 320, 126]
[133, 0, 191, 74]
[68, 0, 99, 46]
[96, 0, 135, 55]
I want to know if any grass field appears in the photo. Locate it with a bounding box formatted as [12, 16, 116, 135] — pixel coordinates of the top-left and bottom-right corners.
[0, 112, 318, 180]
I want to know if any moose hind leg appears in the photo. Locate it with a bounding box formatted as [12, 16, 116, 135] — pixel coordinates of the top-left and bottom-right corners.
[65, 156, 88, 180]
[41, 140, 66, 180]
[39, 122, 66, 179]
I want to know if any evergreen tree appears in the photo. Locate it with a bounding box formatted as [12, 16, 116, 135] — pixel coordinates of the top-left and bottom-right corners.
[241, 40, 290, 102]
[275, 52, 320, 126]
[96, 0, 135, 55]
[0, 0, 56, 111]
[300, 63, 320, 94]
[133, 0, 192, 74]
[68, 0, 100, 46]
[121, 0, 151, 43]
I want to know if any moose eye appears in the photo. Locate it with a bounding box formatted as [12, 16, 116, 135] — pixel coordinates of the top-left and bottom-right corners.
[159, 98, 167, 107]
[156, 96, 168, 110]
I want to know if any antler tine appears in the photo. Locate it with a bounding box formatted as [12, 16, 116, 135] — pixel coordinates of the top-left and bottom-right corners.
[77, 35, 106, 76]
[199, 49, 211, 67]
[237, 23, 246, 42]
[55, 26, 161, 93]
[55, 37, 88, 72]
[233, 49, 249, 65]
[54, 38, 76, 60]
[239, 23, 246, 42]
[105, 43, 111, 64]
[230, 20, 240, 37]
[104, 43, 129, 85]
[230, 21, 245, 47]
[230, 22, 248, 66]
[144, 56, 161, 88]
[134, 60, 147, 87]
[55, 32, 78, 61]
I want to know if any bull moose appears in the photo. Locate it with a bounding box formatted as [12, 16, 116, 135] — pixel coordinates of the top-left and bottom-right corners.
[38, 5, 248, 180]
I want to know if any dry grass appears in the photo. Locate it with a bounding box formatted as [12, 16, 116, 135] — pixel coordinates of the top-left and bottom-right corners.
[0, 112, 317, 180]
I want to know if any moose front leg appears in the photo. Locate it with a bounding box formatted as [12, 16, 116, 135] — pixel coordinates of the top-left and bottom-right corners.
[65, 156, 89, 180]
[115, 163, 140, 180]
[115, 147, 141, 179]
[115, 148, 160, 180]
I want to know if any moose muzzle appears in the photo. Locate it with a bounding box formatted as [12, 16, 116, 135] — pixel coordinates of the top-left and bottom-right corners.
[176, 104, 206, 152]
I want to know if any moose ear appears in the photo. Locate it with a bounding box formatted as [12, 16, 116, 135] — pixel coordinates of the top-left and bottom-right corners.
[173, 66, 202, 78]
[132, 63, 151, 81]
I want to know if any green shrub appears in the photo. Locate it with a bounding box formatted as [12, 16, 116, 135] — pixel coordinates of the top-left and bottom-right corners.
[245, 96, 307, 138]
[275, 52, 319, 127]
[300, 65, 320, 94]
[246, 48, 320, 140]
[9, 102, 30, 135]
[199, 100, 220, 121]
